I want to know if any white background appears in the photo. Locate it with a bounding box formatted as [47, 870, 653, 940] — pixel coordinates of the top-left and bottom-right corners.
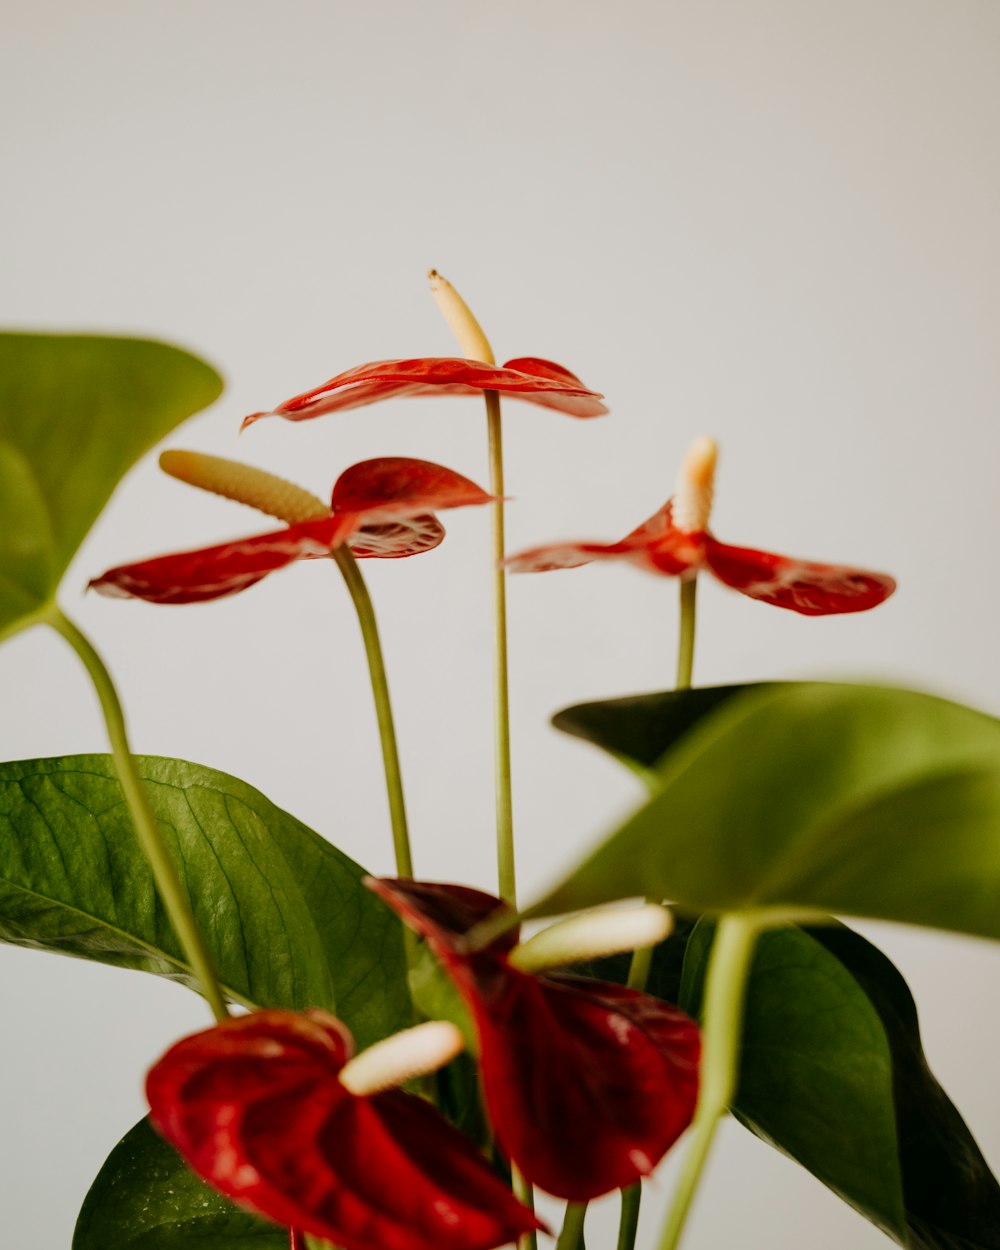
[3, 2, 1000, 1247]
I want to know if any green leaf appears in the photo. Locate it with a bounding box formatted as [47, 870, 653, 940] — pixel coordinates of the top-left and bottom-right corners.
[0, 755, 409, 1048]
[811, 925, 1000, 1250]
[531, 683, 1000, 941]
[680, 921, 1000, 1249]
[552, 683, 770, 772]
[73, 1118, 285, 1249]
[0, 333, 222, 638]
[681, 920, 907, 1242]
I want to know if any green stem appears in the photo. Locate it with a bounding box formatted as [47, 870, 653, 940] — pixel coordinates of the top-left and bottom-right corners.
[511, 1165, 538, 1250]
[48, 607, 228, 1022]
[655, 913, 760, 1250]
[484, 387, 528, 1242]
[676, 576, 698, 690]
[617, 1186, 641, 1250]
[333, 548, 413, 878]
[555, 1202, 587, 1250]
[616, 577, 701, 1250]
[625, 941, 655, 990]
[610, 934, 656, 1250]
[484, 389, 516, 906]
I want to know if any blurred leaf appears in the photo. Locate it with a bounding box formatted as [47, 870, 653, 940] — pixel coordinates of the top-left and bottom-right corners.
[0, 755, 409, 1048]
[0, 333, 222, 639]
[73, 1118, 285, 1249]
[531, 683, 1000, 941]
[682, 920, 906, 1241]
[553, 684, 770, 772]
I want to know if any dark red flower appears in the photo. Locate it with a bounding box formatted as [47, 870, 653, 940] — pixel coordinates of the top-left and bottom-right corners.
[369, 878, 701, 1202]
[505, 438, 895, 615]
[146, 1009, 542, 1250]
[242, 357, 608, 428]
[90, 457, 493, 605]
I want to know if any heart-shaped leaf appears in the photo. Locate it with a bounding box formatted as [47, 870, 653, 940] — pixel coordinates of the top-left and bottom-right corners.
[0, 755, 409, 1048]
[531, 683, 1000, 941]
[681, 920, 906, 1241]
[552, 684, 770, 773]
[810, 925, 1000, 1250]
[0, 333, 222, 640]
[680, 921, 1000, 1249]
[73, 1118, 285, 1250]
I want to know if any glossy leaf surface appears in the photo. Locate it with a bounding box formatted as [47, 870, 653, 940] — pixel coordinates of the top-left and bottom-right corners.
[811, 925, 1000, 1250]
[680, 921, 1000, 1248]
[0, 755, 409, 1048]
[74, 1117, 286, 1250]
[681, 921, 906, 1241]
[532, 683, 1000, 940]
[0, 333, 222, 638]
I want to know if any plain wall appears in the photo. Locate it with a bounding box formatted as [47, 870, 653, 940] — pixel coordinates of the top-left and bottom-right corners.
[2, 2, 999, 1246]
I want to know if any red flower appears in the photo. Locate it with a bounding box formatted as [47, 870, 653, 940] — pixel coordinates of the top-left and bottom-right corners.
[89, 457, 493, 605]
[242, 357, 608, 428]
[147, 1009, 541, 1250]
[369, 878, 701, 1202]
[505, 438, 895, 615]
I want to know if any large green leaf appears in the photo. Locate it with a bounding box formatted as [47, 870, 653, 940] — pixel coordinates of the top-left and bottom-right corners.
[553, 683, 769, 772]
[679, 921, 1000, 1249]
[811, 925, 1000, 1250]
[531, 683, 1000, 940]
[682, 921, 906, 1241]
[0, 755, 410, 1048]
[0, 333, 222, 639]
[74, 1118, 285, 1250]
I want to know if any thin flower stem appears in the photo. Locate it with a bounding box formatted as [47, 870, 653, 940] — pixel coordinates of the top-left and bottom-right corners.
[512, 1165, 538, 1250]
[626, 942, 655, 990]
[555, 1202, 587, 1250]
[333, 547, 414, 878]
[615, 574, 701, 1250]
[48, 607, 229, 1022]
[616, 1185, 642, 1250]
[676, 576, 698, 691]
[655, 913, 760, 1250]
[485, 389, 516, 906]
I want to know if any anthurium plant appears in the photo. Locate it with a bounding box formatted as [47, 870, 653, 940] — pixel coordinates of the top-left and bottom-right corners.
[2, 275, 998, 1250]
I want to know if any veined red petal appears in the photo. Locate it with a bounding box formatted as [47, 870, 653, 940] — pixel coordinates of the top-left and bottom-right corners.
[349, 514, 446, 559]
[369, 879, 700, 1201]
[147, 1010, 542, 1250]
[88, 517, 344, 605]
[703, 537, 897, 615]
[505, 502, 705, 578]
[504, 539, 649, 574]
[331, 457, 494, 522]
[242, 357, 607, 428]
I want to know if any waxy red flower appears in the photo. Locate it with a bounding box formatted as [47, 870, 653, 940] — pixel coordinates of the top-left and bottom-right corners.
[369, 878, 701, 1202]
[505, 439, 895, 615]
[90, 457, 493, 605]
[147, 1009, 541, 1250]
[243, 357, 608, 428]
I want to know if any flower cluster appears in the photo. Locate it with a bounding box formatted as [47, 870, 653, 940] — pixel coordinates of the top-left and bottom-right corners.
[91, 273, 896, 1250]
[146, 885, 699, 1249]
